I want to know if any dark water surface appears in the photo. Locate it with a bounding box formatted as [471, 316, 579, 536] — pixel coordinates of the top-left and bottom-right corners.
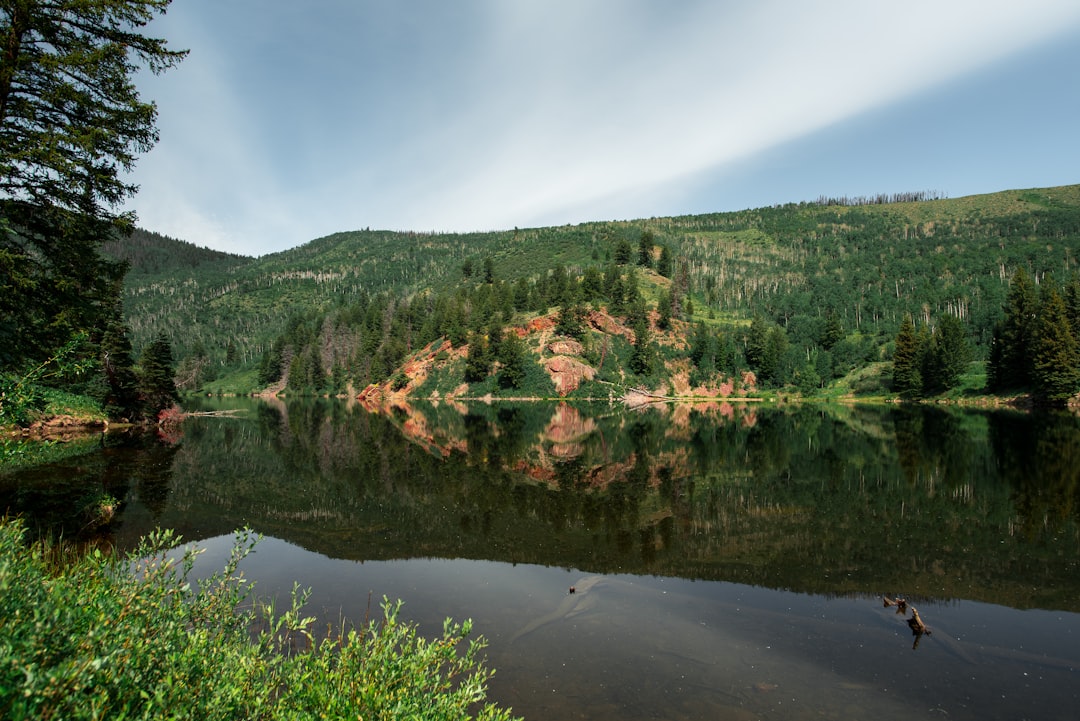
[3, 398, 1078, 720]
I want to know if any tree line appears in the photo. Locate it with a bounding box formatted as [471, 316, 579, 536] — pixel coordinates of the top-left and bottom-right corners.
[1, 1, 185, 426]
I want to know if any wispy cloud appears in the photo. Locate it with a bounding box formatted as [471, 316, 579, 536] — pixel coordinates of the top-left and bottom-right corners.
[127, 0, 1080, 254]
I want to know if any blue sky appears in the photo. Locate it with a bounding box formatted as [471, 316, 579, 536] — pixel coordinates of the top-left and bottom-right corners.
[126, 1, 1080, 257]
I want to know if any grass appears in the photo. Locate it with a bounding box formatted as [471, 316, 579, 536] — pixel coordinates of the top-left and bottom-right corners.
[0, 519, 518, 721]
[199, 366, 263, 395]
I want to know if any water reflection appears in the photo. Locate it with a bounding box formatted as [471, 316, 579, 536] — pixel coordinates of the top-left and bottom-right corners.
[3, 399, 1079, 720]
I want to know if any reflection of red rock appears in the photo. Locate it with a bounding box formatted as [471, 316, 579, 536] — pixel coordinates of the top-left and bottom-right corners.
[543, 404, 597, 444]
[550, 443, 584, 459]
[543, 356, 596, 395]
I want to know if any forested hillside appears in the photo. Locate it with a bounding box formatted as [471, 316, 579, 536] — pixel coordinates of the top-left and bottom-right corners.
[113, 184, 1080, 401]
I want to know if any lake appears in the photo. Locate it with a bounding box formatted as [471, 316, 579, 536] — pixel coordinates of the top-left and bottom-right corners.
[2, 398, 1078, 720]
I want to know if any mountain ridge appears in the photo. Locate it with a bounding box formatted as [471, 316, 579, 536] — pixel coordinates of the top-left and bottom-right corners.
[108, 183, 1080, 400]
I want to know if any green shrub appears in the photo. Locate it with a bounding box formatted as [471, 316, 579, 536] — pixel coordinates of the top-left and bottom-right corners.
[0, 519, 517, 721]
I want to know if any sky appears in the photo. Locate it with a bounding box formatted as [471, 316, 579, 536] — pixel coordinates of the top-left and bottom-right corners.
[126, 0, 1080, 257]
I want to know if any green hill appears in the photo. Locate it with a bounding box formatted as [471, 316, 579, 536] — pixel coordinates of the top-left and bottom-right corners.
[110, 184, 1080, 399]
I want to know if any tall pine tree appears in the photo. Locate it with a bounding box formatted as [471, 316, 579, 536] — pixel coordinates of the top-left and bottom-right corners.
[892, 314, 923, 397]
[988, 268, 1038, 391]
[138, 331, 178, 418]
[1032, 285, 1080, 403]
[1, 1, 186, 372]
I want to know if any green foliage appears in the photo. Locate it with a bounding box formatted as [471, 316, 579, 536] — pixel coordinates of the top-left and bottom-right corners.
[0, 333, 97, 426]
[629, 316, 656, 377]
[636, 230, 654, 268]
[138, 332, 178, 418]
[656, 244, 672, 278]
[0, 519, 516, 721]
[496, 331, 528, 390]
[104, 184, 1080, 400]
[923, 314, 973, 394]
[988, 268, 1039, 391]
[1, 0, 185, 382]
[0, 1, 186, 220]
[987, 270, 1080, 403]
[1032, 285, 1080, 402]
[555, 302, 587, 340]
[892, 314, 922, 397]
[464, 331, 491, 384]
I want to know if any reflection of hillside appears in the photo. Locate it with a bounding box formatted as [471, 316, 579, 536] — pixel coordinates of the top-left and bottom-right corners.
[102, 399, 1080, 613]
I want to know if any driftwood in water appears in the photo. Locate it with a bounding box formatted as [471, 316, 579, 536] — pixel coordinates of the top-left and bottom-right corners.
[882, 595, 907, 613]
[183, 410, 246, 418]
[907, 607, 930, 635]
[907, 607, 932, 649]
[880, 595, 932, 650]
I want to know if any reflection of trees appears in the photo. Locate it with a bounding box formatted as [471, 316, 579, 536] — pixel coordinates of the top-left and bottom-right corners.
[0, 430, 177, 542]
[991, 411, 1080, 541]
[46, 398, 1078, 611]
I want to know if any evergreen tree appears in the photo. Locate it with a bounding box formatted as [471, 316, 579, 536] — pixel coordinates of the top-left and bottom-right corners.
[637, 230, 654, 268]
[629, 316, 654, 377]
[688, 322, 717, 386]
[1032, 285, 1080, 403]
[497, 330, 527, 390]
[1064, 274, 1080, 349]
[613, 238, 632, 265]
[464, 331, 490, 383]
[656, 245, 672, 278]
[1, 1, 185, 371]
[989, 268, 1038, 390]
[98, 309, 141, 419]
[138, 331, 178, 418]
[258, 341, 284, 386]
[923, 315, 971, 394]
[581, 265, 604, 302]
[744, 315, 770, 371]
[656, 290, 673, 330]
[759, 326, 790, 386]
[892, 314, 923, 397]
[820, 312, 844, 351]
[556, 303, 586, 340]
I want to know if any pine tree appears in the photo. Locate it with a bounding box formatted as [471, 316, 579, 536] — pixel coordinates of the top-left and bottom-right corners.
[629, 316, 655, 377]
[759, 326, 790, 386]
[637, 230, 654, 268]
[138, 331, 178, 418]
[497, 330, 527, 390]
[464, 331, 490, 383]
[745, 315, 770, 371]
[989, 268, 1038, 390]
[1032, 285, 1080, 403]
[656, 246, 672, 278]
[98, 309, 141, 419]
[1, 1, 185, 371]
[892, 314, 923, 397]
[923, 315, 971, 394]
[820, 312, 844, 351]
[556, 303, 586, 340]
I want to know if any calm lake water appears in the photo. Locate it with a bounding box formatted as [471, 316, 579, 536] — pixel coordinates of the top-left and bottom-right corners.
[3, 398, 1079, 720]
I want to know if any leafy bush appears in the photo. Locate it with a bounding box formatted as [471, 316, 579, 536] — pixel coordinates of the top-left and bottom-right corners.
[0, 519, 517, 721]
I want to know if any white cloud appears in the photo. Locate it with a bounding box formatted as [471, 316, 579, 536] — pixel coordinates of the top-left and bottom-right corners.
[127, 0, 1080, 254]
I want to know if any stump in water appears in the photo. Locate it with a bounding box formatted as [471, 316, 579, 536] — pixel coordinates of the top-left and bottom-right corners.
[906, 607, 932, 649]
